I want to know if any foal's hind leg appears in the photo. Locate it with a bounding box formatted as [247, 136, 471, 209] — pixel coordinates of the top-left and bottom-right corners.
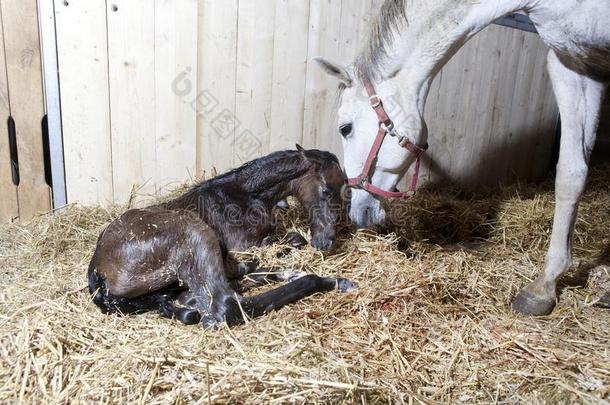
[513, 51, 607, 316]
[173, 224, 237, 326]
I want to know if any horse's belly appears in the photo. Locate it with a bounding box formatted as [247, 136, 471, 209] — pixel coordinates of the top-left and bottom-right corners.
[553, 45, 610, 82]
[529, 0, 610, 81]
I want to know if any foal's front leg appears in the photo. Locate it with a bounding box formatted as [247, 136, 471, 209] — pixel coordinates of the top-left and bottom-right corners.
[512, 51, 606, 316]
[224, 232, 309, 292]
[261, 231, 309, 252]
[226, 231, 308, 279]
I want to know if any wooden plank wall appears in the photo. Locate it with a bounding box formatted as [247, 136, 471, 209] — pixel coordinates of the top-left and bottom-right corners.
[0, 10, 19, 222]
[196, 0, 382, 173]
[52, 1, 560, 207]
[0, 0, 51, 221]
[56, 0, 197, 206]
[55, 0, 113, 205]
[593, 93, 610, 163]
[196, 2, 558, 189]
[420, 24, 558, 188]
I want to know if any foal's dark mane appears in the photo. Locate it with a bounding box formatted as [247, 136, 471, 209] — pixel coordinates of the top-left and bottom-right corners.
[161, 149, 339, 212]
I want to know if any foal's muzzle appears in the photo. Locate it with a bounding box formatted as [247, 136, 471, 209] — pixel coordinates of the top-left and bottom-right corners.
[311, 231, 335, 251]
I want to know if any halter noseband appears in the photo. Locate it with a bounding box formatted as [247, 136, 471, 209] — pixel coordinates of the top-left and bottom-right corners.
[346, 79, 428, 200]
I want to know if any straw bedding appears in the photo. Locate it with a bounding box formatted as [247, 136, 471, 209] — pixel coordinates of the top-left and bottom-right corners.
[1, 166, 609, 404]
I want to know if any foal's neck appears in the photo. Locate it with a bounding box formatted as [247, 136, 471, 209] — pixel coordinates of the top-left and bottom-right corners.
[164, 151, 311, 212]
[225, 151, 311, 205]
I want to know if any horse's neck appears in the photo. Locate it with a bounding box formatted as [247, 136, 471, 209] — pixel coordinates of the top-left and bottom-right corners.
[372, 0, 533, 92]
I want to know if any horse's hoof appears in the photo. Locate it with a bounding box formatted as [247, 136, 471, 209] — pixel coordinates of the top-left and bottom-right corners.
[512, 287, 556, 316]
[336, 278, 358, 293]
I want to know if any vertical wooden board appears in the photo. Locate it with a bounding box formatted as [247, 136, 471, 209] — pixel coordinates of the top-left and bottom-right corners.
[528, 57, 559, 179]
[1, 0, 51, 219]
[599, 94, 610, 140]
[54, 0, 114, 205]
[234, 0, 275, 165]
[269, 0, 311, 151]
[303, 0, 373, 160]
[302, 0, 342, 152]
[501, 29, 541, 181]
[154, 0, 198, 191]
[0, 8, 18, 221]
[197, 0, 238, 173]
[593, 93, 610, 162]
[338, 0, 374, 70]
[508, 34, 557, 181]
[107, 0, 156, 203]
[371, 0, 385, 13]
[463, 26, 519, 186]
[334, 0, 374, 158]
[423, 26, 558, 188]
[423, 31, 479, 185]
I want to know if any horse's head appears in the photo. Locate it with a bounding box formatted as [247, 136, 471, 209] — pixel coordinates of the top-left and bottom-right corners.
[291, 146, 345, 251]
[314, 57, 428, 228]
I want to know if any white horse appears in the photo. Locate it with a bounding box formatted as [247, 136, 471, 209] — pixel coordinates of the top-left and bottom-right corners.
[315, 0, 609, 316]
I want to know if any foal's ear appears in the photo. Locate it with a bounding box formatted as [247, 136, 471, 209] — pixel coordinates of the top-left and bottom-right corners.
[313, 57, 352, 87]
[295, 144, 305, 153]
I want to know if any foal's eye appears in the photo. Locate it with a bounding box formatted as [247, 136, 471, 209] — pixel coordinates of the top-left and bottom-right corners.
[339, 123, 353, 137]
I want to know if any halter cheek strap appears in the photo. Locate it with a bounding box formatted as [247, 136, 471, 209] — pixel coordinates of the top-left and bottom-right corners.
[346, 79, 428, 200]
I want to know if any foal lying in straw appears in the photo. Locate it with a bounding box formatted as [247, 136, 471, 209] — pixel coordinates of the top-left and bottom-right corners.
[88, 146, 356, 327]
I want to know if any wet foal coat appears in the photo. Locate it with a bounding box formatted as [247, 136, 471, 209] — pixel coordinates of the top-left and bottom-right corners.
[88, 148, 354, 327]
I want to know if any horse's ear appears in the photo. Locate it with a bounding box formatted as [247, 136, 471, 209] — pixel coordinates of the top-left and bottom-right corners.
[296, 144, 305, 153]
[313, 57, 352, 87]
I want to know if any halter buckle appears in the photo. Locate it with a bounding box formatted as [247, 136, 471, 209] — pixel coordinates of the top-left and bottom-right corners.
[357, 175, 369, 188]
[369, 95, 382, 108]
[379, 120, 395, 134]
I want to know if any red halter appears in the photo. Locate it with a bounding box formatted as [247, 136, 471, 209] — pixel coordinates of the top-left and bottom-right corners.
[346, 79, 428, 199]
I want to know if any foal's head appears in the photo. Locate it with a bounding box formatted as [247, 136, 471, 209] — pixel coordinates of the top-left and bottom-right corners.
[292, 146, 345, 251]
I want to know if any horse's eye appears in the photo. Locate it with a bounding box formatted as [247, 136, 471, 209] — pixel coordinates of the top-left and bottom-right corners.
[339, 123, 353, 137]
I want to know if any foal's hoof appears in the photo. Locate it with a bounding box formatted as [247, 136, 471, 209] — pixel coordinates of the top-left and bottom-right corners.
[594, 291, 610, 309]
[200, 314, 222, 329]
[276, 199, 290, 209]
[336, 278, 358, 293]
[281, 269, 308, 282]
[284, 232, 308, 249]
[512, 287, 556, 316]
[175, 307, 201, 325]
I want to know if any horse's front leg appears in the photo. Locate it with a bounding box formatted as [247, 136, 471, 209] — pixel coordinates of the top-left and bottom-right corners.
[512, 51, 606, 316]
